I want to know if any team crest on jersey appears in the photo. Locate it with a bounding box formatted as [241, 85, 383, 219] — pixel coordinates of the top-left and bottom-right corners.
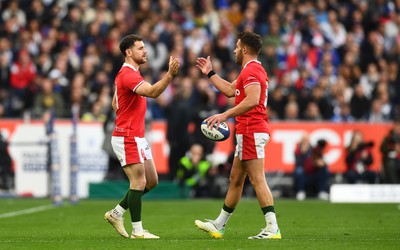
[235, 89, 240, 96]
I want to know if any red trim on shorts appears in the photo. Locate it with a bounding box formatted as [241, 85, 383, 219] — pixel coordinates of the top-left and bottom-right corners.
[242, 133, 257, 160]
[124, 136, 141, 165]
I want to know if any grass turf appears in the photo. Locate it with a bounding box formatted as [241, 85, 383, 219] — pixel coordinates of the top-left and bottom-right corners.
[0, 198, 399, 249]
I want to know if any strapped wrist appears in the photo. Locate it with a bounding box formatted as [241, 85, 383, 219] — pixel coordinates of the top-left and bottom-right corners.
[207, 70, 216, 78]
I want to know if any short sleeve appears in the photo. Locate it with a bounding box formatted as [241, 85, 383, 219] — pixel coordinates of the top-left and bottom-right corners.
[122, 71, 145, 92]
[242, 68, 260, 89]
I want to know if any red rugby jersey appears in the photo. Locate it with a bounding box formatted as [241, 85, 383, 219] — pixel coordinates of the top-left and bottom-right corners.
[234, 60, 270, 134]
[112, 63, 146, 137]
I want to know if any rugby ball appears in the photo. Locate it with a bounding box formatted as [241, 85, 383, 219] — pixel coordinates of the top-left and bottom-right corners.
[201, 121, 230, 141]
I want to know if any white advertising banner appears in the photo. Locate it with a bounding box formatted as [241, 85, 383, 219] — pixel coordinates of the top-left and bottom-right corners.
[5, 121, 107, 198]
[330, 184, 400, 203]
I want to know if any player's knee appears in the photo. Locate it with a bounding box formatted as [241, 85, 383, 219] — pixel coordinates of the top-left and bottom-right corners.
[248, 176, 263, 189]
[130, 176, 146, 190]
[229, 175, 244, 188]
[147, 178, 158, 190]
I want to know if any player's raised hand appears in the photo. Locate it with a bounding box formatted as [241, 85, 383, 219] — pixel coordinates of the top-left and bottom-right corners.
[196, 56, 213, 76]
[168, 56, 180, 76]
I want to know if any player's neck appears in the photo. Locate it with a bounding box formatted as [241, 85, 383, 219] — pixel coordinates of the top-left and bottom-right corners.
[241, 56, 258, 68]
[125, 58, 140, 70]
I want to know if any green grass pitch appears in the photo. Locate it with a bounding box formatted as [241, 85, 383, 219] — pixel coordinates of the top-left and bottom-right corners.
[0, 198, 399, 249]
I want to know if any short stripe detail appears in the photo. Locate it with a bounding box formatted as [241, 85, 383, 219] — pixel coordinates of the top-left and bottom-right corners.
[133, 80, 145, 92]
[244, 82, 260, 88]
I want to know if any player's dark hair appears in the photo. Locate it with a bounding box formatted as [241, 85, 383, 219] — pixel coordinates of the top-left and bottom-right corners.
[119, 34, 143, 56]
[237, 31, 262, 55]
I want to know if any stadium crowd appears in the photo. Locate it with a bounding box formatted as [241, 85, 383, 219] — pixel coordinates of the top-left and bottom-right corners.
[1, 0, 400, 191]
[0, 0, 399, 122]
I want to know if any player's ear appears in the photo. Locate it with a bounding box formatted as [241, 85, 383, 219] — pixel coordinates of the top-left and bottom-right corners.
[125, 48, 131, 56]
[243, 46, 248, 54]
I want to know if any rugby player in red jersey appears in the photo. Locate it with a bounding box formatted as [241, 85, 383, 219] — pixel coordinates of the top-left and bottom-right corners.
[104, 34, 179, 239]
[195, 31, 281, 240]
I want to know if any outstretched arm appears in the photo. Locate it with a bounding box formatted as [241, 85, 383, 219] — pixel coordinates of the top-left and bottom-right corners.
[196, 56, 235, 97]
[136, 56, 180, 98]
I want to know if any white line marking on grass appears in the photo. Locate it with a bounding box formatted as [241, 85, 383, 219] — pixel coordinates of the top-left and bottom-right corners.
[0, 205, 55, 219]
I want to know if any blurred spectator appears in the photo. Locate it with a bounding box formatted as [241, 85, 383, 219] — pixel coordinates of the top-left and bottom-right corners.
[0, 50, 11, 116]
[268, 87, 286, 120]
[27, 0, 48, 24]
[331, 102, 355, 123]
[176, 143, 212, 198]
[344, 130, 377, 184]
[360, 63, 380, 98]
[2, 0, 26, 32]
[166, 76, 193, 180]
[0, 132, 13, 191]
[190, 78, 219, 156]
[9, 50, 37, 117]
[350, 84, 370, 120]
[81, 101, 106, 122]
[303, 101, 323, 121]
[208, 151, 233, 198]
[224, 2, 242, 27]
[380, 118, 400, 183]
[374, 83, 393, 121]
[145, 32, 168, 77]
[284, 100, 300, 121]
[102, 107, 125, 181]
[308, 86, 334, 120]
[368, 99, 386, 123]
[0, 103, 4, 118]
[32, 77, 65, 118]
[61, 3, 84, 37]
[320, 10, 347, 49]
[66, 72, 91, 118]
[384, 139, 400, 184]
[293, 135, 330, 200]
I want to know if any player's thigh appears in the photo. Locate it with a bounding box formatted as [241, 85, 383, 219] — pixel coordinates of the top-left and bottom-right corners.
[123, 162, 146, 187]
[111, 136, 144, 166]
[243, 158, 267, 185]
[144, 159, 158, 185]
[229, 156, 247, 186]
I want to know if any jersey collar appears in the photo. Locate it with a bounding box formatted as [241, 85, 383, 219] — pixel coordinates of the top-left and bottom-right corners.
[122, 63, 138, 71]
[243, 60, 261, 69]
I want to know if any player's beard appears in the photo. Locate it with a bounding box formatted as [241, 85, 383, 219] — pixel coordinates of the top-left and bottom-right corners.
[235, 49, 243, 65]
[134, 55, 147, 65]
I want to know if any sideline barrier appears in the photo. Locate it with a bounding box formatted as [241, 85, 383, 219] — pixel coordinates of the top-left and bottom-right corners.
[0, 120, 393, 198]
[89, 181, 190, 199]
[330, 184, 400, 203]
[1, 119, 107, 198]
[150, 122, 392, 174]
